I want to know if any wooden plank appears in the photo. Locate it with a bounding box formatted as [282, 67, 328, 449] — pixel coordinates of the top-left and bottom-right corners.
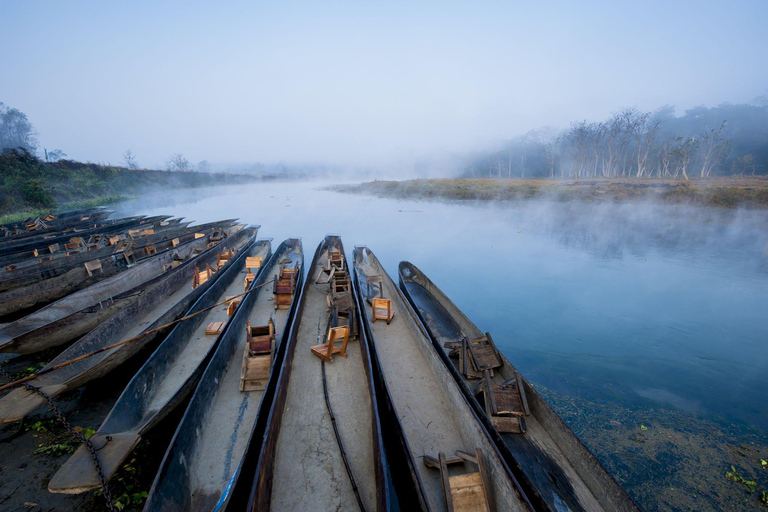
[449, 472, 487, 511]
[475, 448, 493, 512]
[515, 371, 531, 416]
[439, 453, 454, 512]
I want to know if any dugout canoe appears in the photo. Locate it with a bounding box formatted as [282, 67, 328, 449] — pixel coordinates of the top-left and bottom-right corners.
[0, 207, 107, 232]
[398, 261, 640, 512]
[247, 236, 387, 512]
[0, 226, 255, 424]
[0, 219, 233, 277]
[352, 246, 533, 512]
[144, 238, 303, 511]
[0, 223, 249, 355]
[49, 238, 272, 495]
[0, 221, 237, 316]
[0, 209, 112, 243]
[0, 215, 173, 265]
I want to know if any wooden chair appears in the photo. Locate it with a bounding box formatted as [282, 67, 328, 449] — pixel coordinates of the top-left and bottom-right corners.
[193, 264, 215, 288]
[273, 263, 297, 309]
[84, 259, 103, 277]
[226, 296, 241, 316]
[476, 369, 529, 434]
[171, 237, 180, 247]
[423, 449, 492, 512]
[366, 274, 383, 301]
[48, 243, 60, 254]
[244, 256, 263, 290]
[216, 250, 232, 269]
[466, 333, 502, 372]
[241, 319, 275, 391]
[328, 250, 345, 270]
[372, 298, 394, 324]
[311, 326, 349, 362]
[144, 244, 157, 256]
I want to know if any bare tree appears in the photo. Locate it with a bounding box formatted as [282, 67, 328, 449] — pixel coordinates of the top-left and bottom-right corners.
[197, 160, 211, 173]
[673, 137, 698, 181]
[0, 102, 38, 152]
[122, 150, 139, 169]
[45, 149, 66, 162]
[166, 153, 190, 172]
[699, 122, 728, 177]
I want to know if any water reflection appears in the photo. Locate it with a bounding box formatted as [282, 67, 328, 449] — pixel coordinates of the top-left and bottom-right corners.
[112, 181, 768, 434]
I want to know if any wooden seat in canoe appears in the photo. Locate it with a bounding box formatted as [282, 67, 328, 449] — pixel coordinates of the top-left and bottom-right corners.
[244, 256, 263, 290]
[193, 264, 215, 288]
[120, 249, 136, 266]
[424, 449, 493, 512]
[477, 369, 529, 434]
[226, 296, 241, 317]
[48, 243, 60, 254]
[84, 259, 103, 277]
[311, 326, 349, 362]
[467, 333, 502, 372]
[328, 250, 345, 270]
[273, 263, 297, 309]
[372, 298, 394, 324]
[144, 244, 157, 256]
[216, 250, 232, 269]
[206, 321, 225, 335]
[241, 319, 276, 391]
[366, 274, 383, 301]
[171, 237, 180, 247]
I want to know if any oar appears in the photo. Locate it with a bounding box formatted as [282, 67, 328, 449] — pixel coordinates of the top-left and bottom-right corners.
[0, 278, 275, 392]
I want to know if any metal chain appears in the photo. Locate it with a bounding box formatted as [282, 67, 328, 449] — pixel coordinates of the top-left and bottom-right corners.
[0, 366, 115, 511]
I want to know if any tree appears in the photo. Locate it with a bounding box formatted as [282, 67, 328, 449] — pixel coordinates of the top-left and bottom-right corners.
[673, 137, 698, 181]
[197, 160, 210, 173]
[45, 149, 66, 162]
[698, 122, 728, 177]
[0, 102, 38, 153]
[122, 150, 139, 169]
[166, 153, 190, 171]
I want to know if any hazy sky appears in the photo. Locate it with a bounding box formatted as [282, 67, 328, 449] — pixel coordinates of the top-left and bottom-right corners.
[2, 0, 767, 169]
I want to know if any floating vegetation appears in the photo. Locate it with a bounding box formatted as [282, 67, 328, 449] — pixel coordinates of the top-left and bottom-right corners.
[726, 466, 758, 493]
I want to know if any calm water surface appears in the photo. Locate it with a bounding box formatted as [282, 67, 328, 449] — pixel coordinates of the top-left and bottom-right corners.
[113, 181, 768, 435]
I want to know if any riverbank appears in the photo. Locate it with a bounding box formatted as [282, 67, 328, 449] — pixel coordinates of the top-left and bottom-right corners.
[339, 178, 768, 208]
[0, 150, 259, 219]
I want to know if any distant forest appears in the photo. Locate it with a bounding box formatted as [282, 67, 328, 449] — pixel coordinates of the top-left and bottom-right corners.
[462, 101, 768, 179]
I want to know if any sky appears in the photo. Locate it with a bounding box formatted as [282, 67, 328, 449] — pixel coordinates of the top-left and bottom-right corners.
[2, 0, 767, 169]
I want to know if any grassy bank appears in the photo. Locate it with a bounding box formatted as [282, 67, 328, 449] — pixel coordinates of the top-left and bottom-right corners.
[340, 178, 768, 208]
[0, 150, 259, 218]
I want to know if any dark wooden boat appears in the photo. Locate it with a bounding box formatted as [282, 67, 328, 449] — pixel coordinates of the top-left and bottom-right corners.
[0, 227, 255, 424]
[247, 236, 387, 512]
[48, 239, 272, 495]
[0, 224, 249, 355]
[0, 207, 107, 233]
[398, 261, 640, 512]
[0, 221, 237, 317]
[352, 246, 533, 512]
[0, 215, 171, 265]
[0, 219, 232, 277]
[144, 238, 303, 511]
[0, 209, 112, 243]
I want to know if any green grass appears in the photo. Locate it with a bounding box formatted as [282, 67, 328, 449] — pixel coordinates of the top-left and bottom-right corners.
[0, 195, 132, 224]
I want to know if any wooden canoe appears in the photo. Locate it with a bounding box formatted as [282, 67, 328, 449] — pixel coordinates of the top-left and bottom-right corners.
[247, 236, 387, 512]
[0, 209, 112, 244]
[0, 215, 165, 262]
[352, 246, 533, 512]
[48, 239, 272, 495]
[0, 207, 108, 233]
[0, 221, 237, 317]
[0, 218, 232, 277]
[0, 224, 249, 355]
[398, 261, 640, 512]
[0, 227, 255, 424]
[144, 238, 303, 511]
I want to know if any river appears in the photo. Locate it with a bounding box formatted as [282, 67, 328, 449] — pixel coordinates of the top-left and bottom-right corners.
[112, 180, 768, 510]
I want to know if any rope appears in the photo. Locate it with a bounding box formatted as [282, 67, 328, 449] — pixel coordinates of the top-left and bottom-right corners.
[0, 275, 274, 392]
[321, 360, 366, 512]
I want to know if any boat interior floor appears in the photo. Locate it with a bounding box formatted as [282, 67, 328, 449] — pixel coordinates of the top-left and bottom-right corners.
[270, 258, 376, 511]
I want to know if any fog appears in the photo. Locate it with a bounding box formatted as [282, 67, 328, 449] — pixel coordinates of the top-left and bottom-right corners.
[2, 1, 767, 171]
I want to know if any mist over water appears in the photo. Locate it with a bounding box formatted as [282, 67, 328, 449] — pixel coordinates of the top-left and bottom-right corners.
[112, 182, 768, 434]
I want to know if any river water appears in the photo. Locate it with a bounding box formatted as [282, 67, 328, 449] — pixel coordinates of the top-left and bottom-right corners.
[113, 180, 768, 507]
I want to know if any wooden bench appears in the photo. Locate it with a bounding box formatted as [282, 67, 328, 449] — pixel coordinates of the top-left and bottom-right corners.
[226, 296, 241, 317]
[171, 237, 180, 247]
[273, 262, 298, 309]
[241, 319, 275, 391]
[205, 321, 225, 335]
[216, 250, 233, 269]
[48, 243, 60, 254]
[84, 259, 103, 277]
[144, 244, 157, 256]
[243, 256, 263, 290]
[372, 298, 394, 324]
[193, 264, 215, 288]
[477, 369, 529, 434]
[423, 449, 492, 512]
[311, 326, 350, 362]
[466, 333, 502, 372]
[366, 274, 383, 301]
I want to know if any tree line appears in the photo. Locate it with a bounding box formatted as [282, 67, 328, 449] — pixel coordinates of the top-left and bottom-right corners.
[463, 101, 768, 179]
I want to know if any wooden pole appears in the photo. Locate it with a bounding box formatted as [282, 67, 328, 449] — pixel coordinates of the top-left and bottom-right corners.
[0, 278, 274, 392]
